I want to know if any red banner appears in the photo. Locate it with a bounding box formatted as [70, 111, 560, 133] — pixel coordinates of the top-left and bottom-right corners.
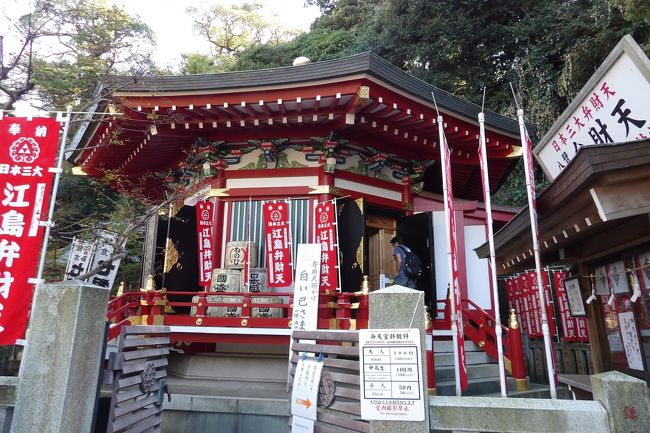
[196, 201, 215, 287]
[0, 117, 59, 344]
[553, 271, 589, 342]
[441, 132, 468, 391]
[263, 201, 292, 287]
[315, 201, 339, 291]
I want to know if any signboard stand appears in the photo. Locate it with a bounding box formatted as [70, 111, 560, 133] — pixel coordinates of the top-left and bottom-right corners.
[364, 287, 430, 433]
[290, 355, 325, 433]
[360, 328, 425, 421]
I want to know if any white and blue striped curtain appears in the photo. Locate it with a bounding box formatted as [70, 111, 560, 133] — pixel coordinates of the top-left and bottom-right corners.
[228, 199, 310, 268]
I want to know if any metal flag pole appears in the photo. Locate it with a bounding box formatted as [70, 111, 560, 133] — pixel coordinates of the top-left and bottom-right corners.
[437, 117, 462, 397]
[34, 107, 72, 282]
[332, 199, 342, 292]
[431, 90, 464, 396]
[477, 93, 507, 397]
[516, 108, 557, 399]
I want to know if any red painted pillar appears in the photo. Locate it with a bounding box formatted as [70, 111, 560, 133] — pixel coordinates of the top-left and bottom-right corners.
[210, 159, 228, 274]
[402, 176, 413, 215]
[508, 308, 528, 391]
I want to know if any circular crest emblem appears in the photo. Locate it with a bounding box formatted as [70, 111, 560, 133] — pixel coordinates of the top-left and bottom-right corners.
[9, 137, 40, 163]
[319, 212, 329, 224]
[270, 209, 282, 222]
[201, 209, 210, 221]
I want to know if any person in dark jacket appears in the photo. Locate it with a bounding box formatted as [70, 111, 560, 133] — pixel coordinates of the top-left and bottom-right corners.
[390, 235, 416, 289]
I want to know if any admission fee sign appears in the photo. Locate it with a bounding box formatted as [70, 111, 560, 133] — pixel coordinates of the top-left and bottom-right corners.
[534, 35, 650, 180]
[359, 328, 425, 421]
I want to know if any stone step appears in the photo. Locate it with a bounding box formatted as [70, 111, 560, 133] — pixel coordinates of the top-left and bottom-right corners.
[165, 375, 291, 400]
[435, 363, 500, 382]
[436, 376, 504, 396]
[167, 352, 289, 383]
[434, 351, 491, 366]
[432, 339, 481, 353]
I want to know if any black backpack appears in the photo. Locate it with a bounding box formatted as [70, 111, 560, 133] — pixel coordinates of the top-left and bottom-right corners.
[399, 246, 422, 280]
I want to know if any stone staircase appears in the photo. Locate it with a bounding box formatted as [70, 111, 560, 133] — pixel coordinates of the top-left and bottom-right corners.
[154, 338, 567, 432]
[434, 339, 505, 396]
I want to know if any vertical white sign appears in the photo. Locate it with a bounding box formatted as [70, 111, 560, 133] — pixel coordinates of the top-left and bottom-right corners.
[291, 243, 322, 332]
[359, 328, 425, 421]
[64, 238, 95, 280]
[291, 357, 324, 420]
[618, 311, 644, 370]
[86, 231, 123, 291]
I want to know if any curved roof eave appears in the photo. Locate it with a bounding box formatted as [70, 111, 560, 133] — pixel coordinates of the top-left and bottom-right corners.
[103, 51, 524, 137]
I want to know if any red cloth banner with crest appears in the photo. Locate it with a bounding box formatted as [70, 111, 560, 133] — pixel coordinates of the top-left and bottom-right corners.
[553, 271, 589, 342]
[314, 201, 339, 291]
[441, 132, 468, 391]
[263, 201, 292, 287]
[0, 117, 59, 344]
[196, 201, 215, 287]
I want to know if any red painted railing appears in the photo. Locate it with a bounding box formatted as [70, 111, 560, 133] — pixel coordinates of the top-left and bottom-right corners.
[105, 288, 370, 340]
[461, 299, 526, 387]
[106, 289, 526, 390]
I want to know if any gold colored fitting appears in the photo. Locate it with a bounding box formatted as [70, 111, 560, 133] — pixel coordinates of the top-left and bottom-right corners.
[143, 274, 156, 292]
[243, 303, 248, 308]
[424, 306, 433, 330]
[241, 319, 248, 327]
[195, 318, 203, 325]
[509, 308, 519, 330]
[478, 340, 485, 348]
[428, 388, 437, 396]
[288, 320, 293, 328]
[515, 378, 528, 391]
[361, 275, 370, 295]
[116, 281, 125, 297]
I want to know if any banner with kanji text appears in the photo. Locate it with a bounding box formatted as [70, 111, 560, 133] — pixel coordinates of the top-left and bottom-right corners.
[440, 130, 468, 392]
[314, 201, 339, 291]
[553, 271, 589, 342]
[0, 116, 59, 344]
[196, 201, 215, 287]
[263, 201, 292, 287]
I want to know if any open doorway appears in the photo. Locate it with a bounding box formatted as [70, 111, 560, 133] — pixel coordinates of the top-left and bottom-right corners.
[366, 214, 396, 291]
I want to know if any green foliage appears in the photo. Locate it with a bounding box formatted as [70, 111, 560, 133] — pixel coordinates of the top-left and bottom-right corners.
[184, 1, 300, 73]
[179, 53, 222, 75]
[230, 27, 357, 70]
[1, 0, 155, 110]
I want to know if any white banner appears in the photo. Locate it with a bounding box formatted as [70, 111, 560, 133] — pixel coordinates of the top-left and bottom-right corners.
[290, 243, 322, 332]
[87, 232, 123, 291]
[64, 238, 95, 281]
